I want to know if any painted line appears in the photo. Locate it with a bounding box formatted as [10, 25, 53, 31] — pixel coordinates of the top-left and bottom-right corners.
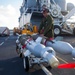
[0, 36, 10, 46]
[73, 58, 75, 60]
[0, 42, 4, 46]
[56, 56, 68, 64]
[40, 64, 52, 75]
[5, 37, 9, 41]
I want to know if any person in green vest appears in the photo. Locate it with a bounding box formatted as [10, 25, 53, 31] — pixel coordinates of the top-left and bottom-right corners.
[38, 8, 54, 41]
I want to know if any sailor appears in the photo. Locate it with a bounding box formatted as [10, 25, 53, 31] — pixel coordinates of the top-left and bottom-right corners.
[38, 8, 54, 40]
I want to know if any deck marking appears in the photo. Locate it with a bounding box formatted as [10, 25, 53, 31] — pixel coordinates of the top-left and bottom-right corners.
[5, 37, 9, 41]
[40, 64, 52, 75]
[0, 36, 9, 46]
[56, 56, 68, 64]
[0, 42, 4, 46]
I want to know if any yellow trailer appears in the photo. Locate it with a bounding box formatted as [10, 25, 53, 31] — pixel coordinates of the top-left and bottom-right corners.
[21, 23, 38, 35]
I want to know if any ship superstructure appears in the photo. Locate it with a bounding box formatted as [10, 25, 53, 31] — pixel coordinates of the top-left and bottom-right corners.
[19, 0, 66, 28]
[19, 0, 75, 36]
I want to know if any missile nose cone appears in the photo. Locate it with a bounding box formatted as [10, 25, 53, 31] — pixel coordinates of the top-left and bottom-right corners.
[47, 54, 59, 68]
[52, 61, 60, 68]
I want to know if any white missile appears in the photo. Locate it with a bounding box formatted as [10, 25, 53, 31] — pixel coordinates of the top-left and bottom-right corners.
[32, 34, 74, 55]
[46, 40, 73, 55]
[72, 49, 75, 58]
[32, 34, 75, 57]
[18, 35, 59, 68]
[40, 37, 75, 58]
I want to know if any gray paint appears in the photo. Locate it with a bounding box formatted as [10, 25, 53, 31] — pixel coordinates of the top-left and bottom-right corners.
[50, 0, 67, 11]
[27, 0, 37, 8]
[67, 3, 75, 11]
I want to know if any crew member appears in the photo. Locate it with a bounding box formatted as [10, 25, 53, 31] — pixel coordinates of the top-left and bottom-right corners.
[38, 8, 54, 40]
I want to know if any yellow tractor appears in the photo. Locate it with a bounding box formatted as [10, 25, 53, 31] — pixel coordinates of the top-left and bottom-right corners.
[21, 23, 38, 35]
[13, 27, 21, 35]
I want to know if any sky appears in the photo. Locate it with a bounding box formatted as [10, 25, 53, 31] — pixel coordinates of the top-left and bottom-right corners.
[0, 0, 22, 29]
[0, 0, 75, 29]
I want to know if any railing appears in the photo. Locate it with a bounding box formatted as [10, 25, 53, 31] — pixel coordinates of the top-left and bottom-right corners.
[24, 7, 41, 14]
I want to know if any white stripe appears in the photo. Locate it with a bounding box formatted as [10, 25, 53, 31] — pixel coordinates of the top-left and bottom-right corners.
[73, 58, 75, 60]
[56, 56, 68, 64]
[40, 64, 52, 75]
[0, 42, 4, 46]
[5, 37, 9, 41]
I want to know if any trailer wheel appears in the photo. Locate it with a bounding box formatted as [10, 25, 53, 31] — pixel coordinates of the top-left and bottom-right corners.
[16, 45, 22, 58]
[73, 28, 75, 35]
[23, 56, 29, 72]
[54, 25, 61, 36]
[49, 66, 52, 70]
